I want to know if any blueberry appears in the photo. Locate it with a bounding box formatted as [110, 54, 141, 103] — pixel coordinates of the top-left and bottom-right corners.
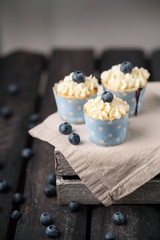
[68, 133, 80, 145]
[13, 193, 24, 204]
[7, 83, 19, 95]
[68, 201, 79, 212]
[40, 212, 53, 226]
[0, 107, 12, 118]
[48, 172, 56, 186]
[120, 61, 133, 74]
[112, 212, 125, 225]
[59, 122, 72, 135]
[0, 180, 8, 193]
[72, 71, 85, 83]
[101, 91, 113, 103]
[43, 185, 56, 197]
[46, 225, 59, 238]
[29, 113, 40, 123]
[104, 232, 116, 240]
[10, 210, 21, 220]
[21, 148, 33, 159]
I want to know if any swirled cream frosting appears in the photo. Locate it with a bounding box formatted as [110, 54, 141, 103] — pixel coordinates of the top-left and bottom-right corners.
[84, 96, 129, 120]
[54, 73, 98, 98]
[101, 64, 150, 91]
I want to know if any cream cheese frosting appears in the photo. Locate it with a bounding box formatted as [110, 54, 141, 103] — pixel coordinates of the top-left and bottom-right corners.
[54, 73, 98, 98]
[101, 64, 150, 91]
[84, 96, 129, 120]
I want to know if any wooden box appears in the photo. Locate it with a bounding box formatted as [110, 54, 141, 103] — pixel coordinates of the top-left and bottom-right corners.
[55, 149, 160, 205]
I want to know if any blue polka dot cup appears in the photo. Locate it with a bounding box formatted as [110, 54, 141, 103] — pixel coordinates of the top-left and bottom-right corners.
[53, 90, 97, 124]
[84, 112, 129, 147]
[103, 86, 146, 117]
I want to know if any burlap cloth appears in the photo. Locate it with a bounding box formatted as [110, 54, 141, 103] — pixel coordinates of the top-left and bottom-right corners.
[29, 82, 160, 206]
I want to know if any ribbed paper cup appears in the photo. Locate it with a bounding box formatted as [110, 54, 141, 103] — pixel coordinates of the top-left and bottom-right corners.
[84, 112, 129, 147]
[103, 86, 146, 117]
[53, 90, 97, 124]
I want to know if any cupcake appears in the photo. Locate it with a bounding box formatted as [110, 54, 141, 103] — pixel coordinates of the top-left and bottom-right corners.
[53, 71, 98, 124]
[84, 91, 129, 146]
[101, 62, 150, 117]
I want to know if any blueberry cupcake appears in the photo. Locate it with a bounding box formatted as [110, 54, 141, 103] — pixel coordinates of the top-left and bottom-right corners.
[53, 71, 98, 124]
[101, 62, 150, 117]
[84, 91, 129, 146]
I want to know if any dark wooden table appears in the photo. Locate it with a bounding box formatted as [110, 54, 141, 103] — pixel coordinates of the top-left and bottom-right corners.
[0, 49, 160, 240]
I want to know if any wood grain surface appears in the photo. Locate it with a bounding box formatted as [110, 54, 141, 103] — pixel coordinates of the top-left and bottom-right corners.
[90, 205, 160, 240]
[0, 51, 46, 240]
[151, 50, 160, 82]
[101, 49, 146, 71]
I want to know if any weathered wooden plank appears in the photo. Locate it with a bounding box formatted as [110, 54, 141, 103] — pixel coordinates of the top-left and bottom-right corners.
[0, 51, 46, 240]
[55, 150, 75, 176]
[114, 179, 160, 204]
[56, 176, 160, 205]
[57, 176, 100, 205]
[50, 49, 94, 77]
[101, 49, 146, 71]
[90, 205, 160, 240]
[15, 49, 95, 240]
[151, 50, 160, 81]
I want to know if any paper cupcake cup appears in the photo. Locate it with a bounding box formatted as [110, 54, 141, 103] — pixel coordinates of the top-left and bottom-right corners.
[84, 112, 129, 147]
[53, 90, 97, 124]
[103, 86, 146, 117]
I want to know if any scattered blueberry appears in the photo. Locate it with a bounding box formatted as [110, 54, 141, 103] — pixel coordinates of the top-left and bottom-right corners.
[112, 212, 125, 225]
[43, 185, 56, 197]
[48, 172, 56, 186]
[46, 225, 59, 238]
[59, 122, 72, 135]
[0, 107, 12, 118]
[104, 232, 116, 240]
[68, 201, 79, 212]
[120, 61, 133, 74]
[10, 210, 21, 220]
[0, 180, 8, 193]
[72, 71, 85, 83]
[40, 212, 53, 226]
[68, 133, 80, 145]
[21, 148, 33, 159]
[29, 113, 40, 123]
[101, 91, 113, 103]
[13, 193, 24, 204]
[28, 123, 36, 130]
[7, 83, 19, 95]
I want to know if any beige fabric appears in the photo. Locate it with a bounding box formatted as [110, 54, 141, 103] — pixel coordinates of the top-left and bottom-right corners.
[29, 82, 160, 206]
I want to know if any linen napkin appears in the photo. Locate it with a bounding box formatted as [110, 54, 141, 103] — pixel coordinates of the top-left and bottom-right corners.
[29, 82, 160, 206]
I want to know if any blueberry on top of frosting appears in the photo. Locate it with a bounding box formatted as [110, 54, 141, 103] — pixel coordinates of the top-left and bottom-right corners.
[101, 64, 150, 91]
[72, 71, 85, 83]
[120, 61, 133, 74]
[54, 73, 98, 98]
[84, 96, 129, 120]
[101, 91, 113, 103]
